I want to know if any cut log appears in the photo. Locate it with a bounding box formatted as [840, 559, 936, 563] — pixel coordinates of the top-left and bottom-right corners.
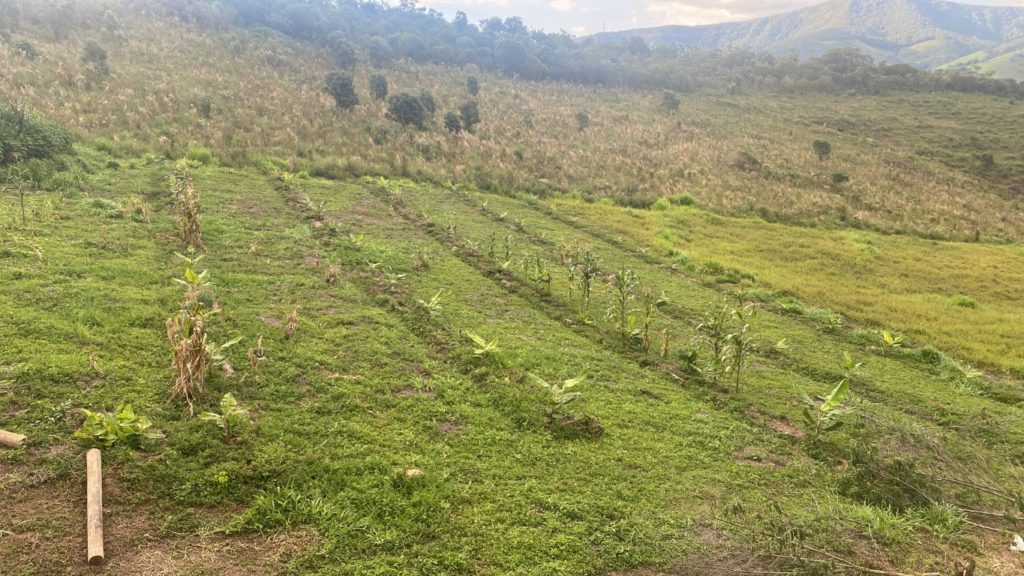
[86, 448, 105, 566]
[0, 429, 26, 448]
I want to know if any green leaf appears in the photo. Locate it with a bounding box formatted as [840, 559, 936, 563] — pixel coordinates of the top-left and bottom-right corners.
[821, 379, 848, 412]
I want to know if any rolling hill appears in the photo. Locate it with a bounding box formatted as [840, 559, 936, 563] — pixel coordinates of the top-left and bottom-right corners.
[594, 0, 1024, 77]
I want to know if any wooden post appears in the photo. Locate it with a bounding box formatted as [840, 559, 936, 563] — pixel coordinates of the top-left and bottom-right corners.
[86, 448, 105, 566]
[0, 429, 26, 448]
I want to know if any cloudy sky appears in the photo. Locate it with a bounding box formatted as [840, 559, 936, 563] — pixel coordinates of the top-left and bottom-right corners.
[416, 0, 1024, 36]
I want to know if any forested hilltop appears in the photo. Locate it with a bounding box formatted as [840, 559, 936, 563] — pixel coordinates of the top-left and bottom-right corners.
[4, 0, 1024, 95]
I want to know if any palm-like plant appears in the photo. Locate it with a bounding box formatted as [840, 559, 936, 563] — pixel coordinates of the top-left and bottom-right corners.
[529, 373, 586, 421]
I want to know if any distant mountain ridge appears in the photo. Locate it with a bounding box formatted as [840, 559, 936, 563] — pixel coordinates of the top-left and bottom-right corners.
[593, 0, 1024, 78]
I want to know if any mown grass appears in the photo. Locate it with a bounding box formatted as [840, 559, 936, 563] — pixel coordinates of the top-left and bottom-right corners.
[3, 4, 1024, 240]
[3, 158, 1024, 575]
[548, 199, 1024, 376]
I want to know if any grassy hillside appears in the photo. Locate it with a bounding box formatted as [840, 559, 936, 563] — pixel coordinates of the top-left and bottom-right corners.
[3, 8, 1024, 241]
[3, 2, 1024, 575]
[2, 154, 1024, 574]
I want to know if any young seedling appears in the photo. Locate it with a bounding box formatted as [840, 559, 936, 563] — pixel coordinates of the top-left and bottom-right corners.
[728, 303, 757, 392]
[284, 307, 300, 340]
[465, 330, 502, 364]
[3, 166, 29, 226]
[638, 287, 666, 353]
[416, 290, 445, 317]
[802, 352, 861, 441]
[571, 249, 600, 320]
[75, 404, 164, 449]
[693, 302, 733, 385]
[607, 267, 639, 339]
[200, 393, 251, 440]
[529, 373, 586, 424]
[882, 330, 905, 349]
[246, 336, 266, 383]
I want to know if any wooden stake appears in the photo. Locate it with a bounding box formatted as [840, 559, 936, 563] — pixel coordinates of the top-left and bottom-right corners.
[86, 448, 105, 566]
[0, 429, 26, 448]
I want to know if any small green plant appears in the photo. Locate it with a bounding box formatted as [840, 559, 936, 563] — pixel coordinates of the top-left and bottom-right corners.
[728, 303, 756, 393]
[465, 330, 502, 362]
[802, 352, 861, 441]
[200, 393, 251, 439]
[693, 302, 733, 385]
[570, 248, 600, 320]
[882, 330, 905, 348]
[527, 254, 553, 295]
[75, 404, 164, 449]
[529, 372, 585, 422]
[637, 287, 666, 353]
[607, 267, 639, 339]
[416, 290, 445, 317]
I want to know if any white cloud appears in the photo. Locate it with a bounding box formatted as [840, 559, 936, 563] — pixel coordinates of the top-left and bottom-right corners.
[644, 0, 812, 25]
[548, 0, 580, 11]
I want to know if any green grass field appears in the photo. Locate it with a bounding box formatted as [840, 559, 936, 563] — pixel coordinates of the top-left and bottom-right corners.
[2, 154, 1024, 574]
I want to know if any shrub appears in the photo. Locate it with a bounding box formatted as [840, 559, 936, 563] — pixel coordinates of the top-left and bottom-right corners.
[187, 147, 215, 166]
[14, 39, 39, 60]
[813, 140, 832, 161]
[660, 90, 680, 113]
[193, 96, 213, 119]
[951, 295, 978, 308]
[669, 194, 696, 206]
[369, 74, 388, 101]
[467, 75, 480, 96]
[650, 197, 670, 211]
[459, 100, 481, 133]
[575, 110, 590, 131]
[387, 93, 426, 129]
[81, 41, 110, 76]
[444, 111, 462, 134]
[418, 90, 437, 116]
[324, 72, 358, 110]
[731, 151, 762, 172]
[0, 103, 72, 166]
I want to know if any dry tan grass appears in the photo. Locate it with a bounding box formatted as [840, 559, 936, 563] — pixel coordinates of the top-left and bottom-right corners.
[3, 2, 1023, 242]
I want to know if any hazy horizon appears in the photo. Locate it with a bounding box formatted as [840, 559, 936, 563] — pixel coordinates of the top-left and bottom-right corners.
[417, 0, 1024, 36]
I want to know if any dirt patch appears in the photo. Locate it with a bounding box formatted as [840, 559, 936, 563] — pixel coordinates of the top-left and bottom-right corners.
[260, 316, 282, 327]
[0, 462, 314, 576]
[607, 526, 782, 576]
[394, 386, 435, 399]
[436, 421, 462, 435]
[733, 446, 784, 468]
[768, 418, 805, 439]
